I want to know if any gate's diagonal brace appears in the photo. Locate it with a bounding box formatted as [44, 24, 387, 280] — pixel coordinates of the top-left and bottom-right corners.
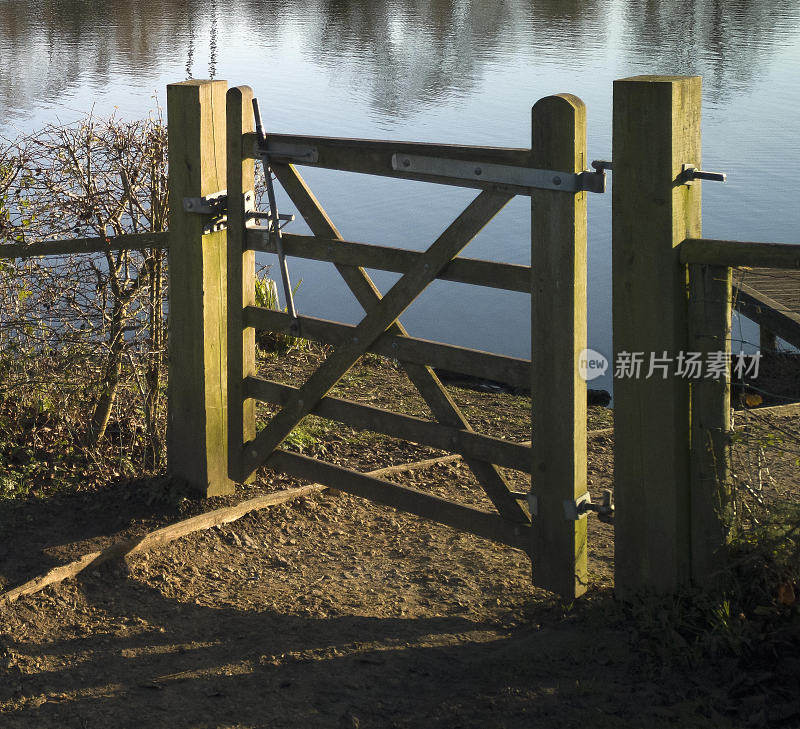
[269, 163, 530, 524]
[240, 189, 515, 486]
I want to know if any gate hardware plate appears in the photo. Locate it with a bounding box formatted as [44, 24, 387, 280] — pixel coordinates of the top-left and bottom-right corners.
[253, 140, 319, 164]
[183, 190, 258, 234]
[390, 153, 607, 193]
[246, 211, 295, 224]
[183, 189, 228, 215]
[680, 163, 727, 185]
[564, 489, 614, 521]
[564, 492, 593, 521]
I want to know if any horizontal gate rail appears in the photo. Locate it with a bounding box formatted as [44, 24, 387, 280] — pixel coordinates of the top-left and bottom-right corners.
[246, 376, 533, 472]
[680, 238, 800, 268]
[247, 230, 530, 293]
[243, 306, 530, 389]
[242, 131, 596, 195]
[0, 231, 170, 259]
[267, 449, 531, 550]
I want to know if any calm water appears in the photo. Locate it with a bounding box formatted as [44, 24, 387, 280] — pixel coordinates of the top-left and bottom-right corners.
[2, 0, 800, 393]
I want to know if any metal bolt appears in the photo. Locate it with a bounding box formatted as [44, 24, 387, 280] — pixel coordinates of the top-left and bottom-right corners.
[402, 158, 411, 168]
[353, 336, 359, 343]
[186, 200, 193, 209]
[474, 167, 482, 176]
[552, 176, 561, 186]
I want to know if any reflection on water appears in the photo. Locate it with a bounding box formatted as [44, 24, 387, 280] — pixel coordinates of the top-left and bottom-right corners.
[621, 0, 800, 101]
[1, 0, 798, 122]
[1, 0, 799, 392]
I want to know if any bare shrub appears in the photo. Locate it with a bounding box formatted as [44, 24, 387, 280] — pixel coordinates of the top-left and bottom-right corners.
[0, 111, 168, 493]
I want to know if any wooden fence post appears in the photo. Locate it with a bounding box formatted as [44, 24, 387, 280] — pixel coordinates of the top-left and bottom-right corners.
[166, 79, 233, 497]
[612, 75, 701, 595]
[688, 264, 732, 582]
[226, 85, 257, 484]
[531, 94, 589, 598]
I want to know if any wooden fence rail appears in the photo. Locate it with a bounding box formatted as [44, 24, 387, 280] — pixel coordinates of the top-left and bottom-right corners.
[0, 231, 169, 259]
[680, 238, 800, 268]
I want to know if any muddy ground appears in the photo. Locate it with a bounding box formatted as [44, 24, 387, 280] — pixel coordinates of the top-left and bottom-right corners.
[0, 349, 797, 728]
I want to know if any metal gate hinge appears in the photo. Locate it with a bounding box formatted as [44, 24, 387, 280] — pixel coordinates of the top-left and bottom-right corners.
[392, 152, 606, 193]
[564, 492, 592, 521]
[390, 153, 607, 194]
[564, 489, 615, 522]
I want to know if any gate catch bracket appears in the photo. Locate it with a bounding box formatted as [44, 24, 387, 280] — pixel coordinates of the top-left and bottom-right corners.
[183, 190, 263, 234]
[680, 164, 727, 185]
[564, 489, 614, 522]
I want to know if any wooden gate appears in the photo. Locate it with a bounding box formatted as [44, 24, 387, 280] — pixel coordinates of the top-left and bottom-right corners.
[167, 80, 606, 598]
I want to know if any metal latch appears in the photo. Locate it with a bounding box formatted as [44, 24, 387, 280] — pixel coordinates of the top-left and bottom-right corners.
[183, 189, 228, 216]
[390, 154, 606, 194]
[680, 164, 727, 185]
[589, 160, 726, 188]
[183, 190, 293, 235]
[247, 210, 295, 229]
[564, 489, 614, 523]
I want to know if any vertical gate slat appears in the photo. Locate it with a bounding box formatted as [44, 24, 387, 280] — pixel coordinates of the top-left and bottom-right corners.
[530, 94, 589, 598]
[226, 85, 258, 484]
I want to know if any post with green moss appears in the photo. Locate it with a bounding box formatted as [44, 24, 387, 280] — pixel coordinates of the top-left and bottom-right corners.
[166, 80, 234, 497]
[612, 75, 701, 595]
[530, 94, 589, 598]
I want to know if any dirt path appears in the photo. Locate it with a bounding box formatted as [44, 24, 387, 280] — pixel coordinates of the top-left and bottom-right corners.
[0, 351, 796, 728]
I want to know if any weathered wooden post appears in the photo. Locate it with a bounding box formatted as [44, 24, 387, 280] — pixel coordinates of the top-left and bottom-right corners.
[612, 75, 701, 595]
[531, 94, 589, 598]
[166, 79, 233, 496]
[226, 85, 257, 484]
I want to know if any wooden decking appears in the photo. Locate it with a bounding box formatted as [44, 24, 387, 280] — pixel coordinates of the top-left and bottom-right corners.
[734, 268, 800, 349]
